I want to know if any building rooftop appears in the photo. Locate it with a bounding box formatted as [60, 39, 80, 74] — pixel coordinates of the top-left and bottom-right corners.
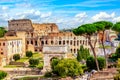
[0, 36, 22, 41]
[8, 19, 31, 22]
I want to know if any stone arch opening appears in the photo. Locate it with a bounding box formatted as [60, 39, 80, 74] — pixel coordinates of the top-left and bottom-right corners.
[50, 57, 59, 62]
[42, 45, 68, 72]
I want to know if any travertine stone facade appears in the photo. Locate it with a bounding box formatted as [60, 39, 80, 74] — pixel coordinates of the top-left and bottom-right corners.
[27, 44, 35, 53]
[16, 31, 26, 56]
[0, 36, 22, 64]
[0, 55, 6, 67]
[8, 19, 33, 31]
[32, 23, 59, 36]
[43, 52, 66, 71]
[43, 45, 68, 71]
[40, 32, 98, 54]
[7, 19, 98, 54]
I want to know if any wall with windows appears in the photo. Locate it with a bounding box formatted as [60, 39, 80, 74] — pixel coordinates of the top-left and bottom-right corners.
[40, 32, 98, 54]
[6, 19, 99, 54]
[0, 37, 22, 64]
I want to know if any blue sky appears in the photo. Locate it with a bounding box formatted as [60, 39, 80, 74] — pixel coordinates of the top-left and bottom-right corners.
[0, 0, 120, 29]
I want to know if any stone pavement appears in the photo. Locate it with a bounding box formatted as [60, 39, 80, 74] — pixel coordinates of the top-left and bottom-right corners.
[90, 68, 117, 80]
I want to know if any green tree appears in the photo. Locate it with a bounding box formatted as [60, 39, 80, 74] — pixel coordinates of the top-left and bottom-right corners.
[109, 47, 120, 62]
[13, 54, 20, 61]
[86, 56, 106, 70]
[0, 71, 7, 79]
[83, 48, 90, 60]
[51, 57, 60, 74]
[112, 22, 120, 33]
[26, 51, 33, 58]
[77, 45, 90, 61]
[115, 47, 120, 58]
[94, 21, 113, 68]
[73, 23, 100, 71]
[77, 51, 82, 61]
[77, 45, 83, 61]
[97, 57, 106, 70]
[29, 58, 39, 67]
[0, 27, 7, 37]
[52, 59, 83, 77]
[86, 56, 96, 70]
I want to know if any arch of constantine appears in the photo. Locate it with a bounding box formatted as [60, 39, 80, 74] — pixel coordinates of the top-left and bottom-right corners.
[42, 45, 68, 71]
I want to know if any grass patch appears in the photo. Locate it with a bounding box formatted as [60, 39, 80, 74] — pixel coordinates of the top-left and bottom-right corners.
[16, 76, 42, 80]
[17, 57, 29, 62]
[33, 53, 41, 58]
[4, 65, 18, 68]
[16, 53, 43, 65]
[32, 53, 43, 60]
[99, 45, 112, 49]
[15, 76, 60, 80]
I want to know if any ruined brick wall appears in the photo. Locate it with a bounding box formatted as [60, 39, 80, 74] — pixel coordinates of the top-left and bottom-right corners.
[48, 32, 75, 37]
[8, 19, 34, 31]
[32, 23, 59, 36]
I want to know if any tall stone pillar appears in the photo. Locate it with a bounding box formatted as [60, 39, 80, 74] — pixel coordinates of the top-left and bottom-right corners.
[16, 31, 26, 56]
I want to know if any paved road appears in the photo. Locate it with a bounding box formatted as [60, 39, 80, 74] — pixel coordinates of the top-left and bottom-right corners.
[5, 75, 43, 80]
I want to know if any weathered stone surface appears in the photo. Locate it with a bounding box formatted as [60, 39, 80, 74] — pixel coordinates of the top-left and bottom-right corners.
[43, 45, 68, 72]
[43, 45, 68, 53]
[32, 23, 59, 36]
[8, 19, 33, 31]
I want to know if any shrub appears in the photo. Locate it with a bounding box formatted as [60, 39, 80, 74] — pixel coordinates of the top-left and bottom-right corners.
[44, 71, 52, 77]
[52, 59, 83, 77]
[36, 62, 43, 69]
[77, 45, 90, 62]
[0, 71, 7, 79]
[26, 51, 33, 58]
[0, 27, 7, 38]
[86, 56, 106, 70]
[51, 58, 60, 72]
[29, 58, 39, 66]
[13, 54, 20, 61]
[86, 56, 96, 70]
[97, 57, 106, 70]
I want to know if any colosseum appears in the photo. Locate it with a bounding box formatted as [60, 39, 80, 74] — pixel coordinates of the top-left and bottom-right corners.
[6, 19, 100, 55]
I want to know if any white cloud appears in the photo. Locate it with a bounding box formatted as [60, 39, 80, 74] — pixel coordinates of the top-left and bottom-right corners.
[41, 12, 52, 18]
[0, 13, 11, 21]
[1, 9, 120, 29]
[75, 12, 87, 18]
[1, 6, 9, 11]
[74, 12, 88, 23]
[56, 19, 64, 23]
[14, 9, 52, 20]
[15, 10, 40, 19]
[15, 3, 31, 8]
[35, 11, 41, 15]
[92, 12, 115, 21]
[113, 17, 120, 22]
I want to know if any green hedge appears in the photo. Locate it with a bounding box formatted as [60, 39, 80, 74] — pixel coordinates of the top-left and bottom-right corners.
[9, 61, 25, 67]
[0, 70, 7, 79]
